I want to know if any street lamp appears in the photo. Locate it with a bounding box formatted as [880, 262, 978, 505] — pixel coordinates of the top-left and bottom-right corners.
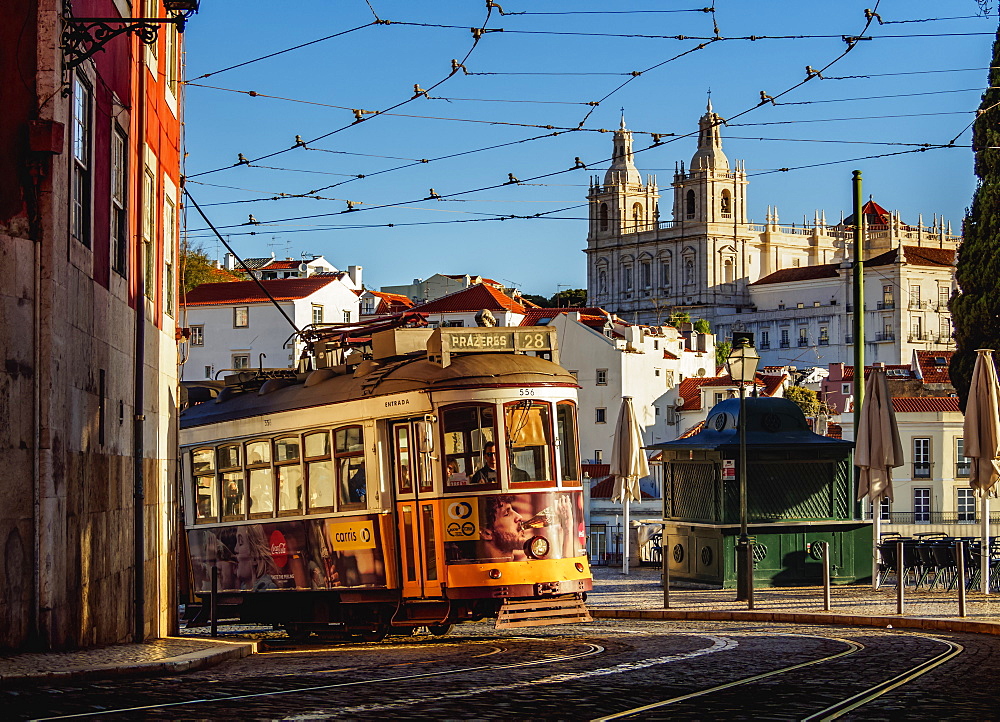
[727, 335, 760, 608]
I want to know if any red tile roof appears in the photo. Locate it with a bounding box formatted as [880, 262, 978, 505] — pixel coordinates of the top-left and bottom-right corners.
[750, 263, 840, 286]
[841, 365, 911, 381]
[411, 283, 527, 314]
[914, 351, 953, 384]
[891, 397, 961, 413]
[590, 475, 654, 499]
[867, 246, 956, 268]
[676, 372, 784, 411]
[662, 350, 679, 360]
[184, 277, 338, 306]
[265, 259, 303, 270]
[582, 463, 610, 478]
[841, 199, 892, 228]
[366, 290, 415, 314]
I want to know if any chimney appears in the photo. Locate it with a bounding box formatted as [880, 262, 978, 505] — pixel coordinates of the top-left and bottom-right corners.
[347, 265, 363, 288]
[224, 252, 237, 271]
[829, 362, 845, 381]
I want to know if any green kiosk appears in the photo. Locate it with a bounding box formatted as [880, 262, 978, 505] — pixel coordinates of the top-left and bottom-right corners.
[649, 397, 871, 587]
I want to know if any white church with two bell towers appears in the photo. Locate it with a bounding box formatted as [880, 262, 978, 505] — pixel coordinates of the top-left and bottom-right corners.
[585, 102, 961, 367]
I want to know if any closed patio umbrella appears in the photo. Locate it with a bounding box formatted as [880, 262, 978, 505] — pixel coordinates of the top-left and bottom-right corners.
[610, 396, 650, 575]
[854, 368, 904, 589]
[963, 349, 1000, 594]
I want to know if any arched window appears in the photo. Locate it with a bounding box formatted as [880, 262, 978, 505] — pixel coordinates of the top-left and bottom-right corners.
[685, 190, 696, 219]
[632, 202, 644, 228]
[721, 189, 732, 216]
[599, 203, 609, 231]
[723, 257, 735, 284]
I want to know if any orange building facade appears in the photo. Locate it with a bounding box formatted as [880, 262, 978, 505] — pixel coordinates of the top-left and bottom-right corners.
[0, 0, 184, 649]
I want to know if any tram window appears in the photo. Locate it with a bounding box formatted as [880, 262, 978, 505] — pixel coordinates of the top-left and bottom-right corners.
[504, 400, 555, 485]
[218, 444, 240, 470]
[194, 472, 217, 523]
[422, 504, 438, 581]
[305, 431, 334, 511]
[556, 401, 581, 485]
[246, 440, 274, 517]
[394, 425, 412, 494]
[192, 448, 215, 474]
[221, 471, 245, 519]
[275, 436, 303, 515]
[401, 504, 417, 582]
[441, 404, 498, 491]
[335, 426, 366, 508]
[248, 468, 274, 517]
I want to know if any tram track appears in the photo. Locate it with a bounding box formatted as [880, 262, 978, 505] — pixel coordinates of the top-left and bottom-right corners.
[30, 638, 606, 721]
[594, 632, 963, 722]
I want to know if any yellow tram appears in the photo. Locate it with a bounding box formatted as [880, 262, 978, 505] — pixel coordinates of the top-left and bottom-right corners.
[180, 318, 593, 640]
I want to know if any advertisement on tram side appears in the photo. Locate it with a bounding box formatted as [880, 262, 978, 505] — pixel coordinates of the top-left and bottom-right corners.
[443, 490, 587, 563]
[188, 516, 387, 593]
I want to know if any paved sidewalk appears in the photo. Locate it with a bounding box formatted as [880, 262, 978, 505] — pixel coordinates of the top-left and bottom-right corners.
[4, 567, 999, 684]
[0, 636, 257, 685]
[587, 565, 1000, 635]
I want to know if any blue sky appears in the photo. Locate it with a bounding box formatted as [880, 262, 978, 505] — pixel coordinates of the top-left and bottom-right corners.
[182, 1, 996, 296]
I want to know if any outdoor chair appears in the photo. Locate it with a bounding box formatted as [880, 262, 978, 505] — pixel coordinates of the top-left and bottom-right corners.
[928, 540, 958, 591]
[876, 539, 901, 589]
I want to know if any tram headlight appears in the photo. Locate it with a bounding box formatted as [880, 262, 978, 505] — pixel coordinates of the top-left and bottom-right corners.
[575, 562, 585, 573]
[488, 568, 502, 579]
[524, 536, 550, 559]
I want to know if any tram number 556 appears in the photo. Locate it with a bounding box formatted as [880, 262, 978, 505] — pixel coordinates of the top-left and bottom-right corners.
[518, 388, 535, 397]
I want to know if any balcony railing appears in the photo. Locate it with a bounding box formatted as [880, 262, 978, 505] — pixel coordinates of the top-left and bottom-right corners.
[864, 511, 1000, 525]
[956, 462, 971, 478]
[876, 333, 896, 342]
[798, 338, 809, 347]
[779, 341, 790, 348]
[819, 338, 830, 346]
[913, 461, 931, 478]
[877, 301, 895, 310]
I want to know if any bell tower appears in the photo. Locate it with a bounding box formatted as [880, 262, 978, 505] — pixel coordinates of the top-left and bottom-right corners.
[587, 115, 659, 241]
[671, 99, 747, 226]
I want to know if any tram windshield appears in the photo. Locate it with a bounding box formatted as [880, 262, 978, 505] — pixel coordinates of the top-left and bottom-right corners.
[504, 400, 554, 485]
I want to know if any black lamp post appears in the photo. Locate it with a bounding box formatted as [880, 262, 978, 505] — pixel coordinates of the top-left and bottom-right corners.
[727, 335, 760, 607]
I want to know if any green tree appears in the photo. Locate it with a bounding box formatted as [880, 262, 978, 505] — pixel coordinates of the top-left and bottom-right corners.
[667, 311, 691, 328]
[951, 24, 1000, 409]
[784, 385, 821, 417]
[693, 318, 711, 334]
[180, 242, 238, 294]
[520, 293, 549, 307]
[549, 288, 587, 307]
[715, 340, 731, 368]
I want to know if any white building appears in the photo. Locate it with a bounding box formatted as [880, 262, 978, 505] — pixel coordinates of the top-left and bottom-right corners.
[584, 106, 960, 367]
[382, 273, 509, 304]
[222, 252, 342, 279]
[181, 276, 361, 380]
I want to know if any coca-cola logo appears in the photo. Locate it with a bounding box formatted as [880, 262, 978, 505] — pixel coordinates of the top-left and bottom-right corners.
[269, 530, 288, 568]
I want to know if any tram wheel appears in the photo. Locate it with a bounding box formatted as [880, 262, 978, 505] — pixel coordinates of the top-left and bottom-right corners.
[357, 622, 390, 643]
[286, 624, 313, 642]
[428, 624, 453, 636]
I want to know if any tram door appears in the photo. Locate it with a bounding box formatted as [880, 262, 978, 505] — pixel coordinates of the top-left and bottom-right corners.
[391, 419, 443, 599]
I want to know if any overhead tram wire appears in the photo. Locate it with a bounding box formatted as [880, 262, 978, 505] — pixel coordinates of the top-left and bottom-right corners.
[186, 1, 887, 179]
[187, 4, 501, 178]
[184, 189, 302, 334]
[189, 22, 378, 80]
[187, 3, 899, 232]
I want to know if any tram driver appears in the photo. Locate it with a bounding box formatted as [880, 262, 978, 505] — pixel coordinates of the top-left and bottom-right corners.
[470, 441, 530, 484]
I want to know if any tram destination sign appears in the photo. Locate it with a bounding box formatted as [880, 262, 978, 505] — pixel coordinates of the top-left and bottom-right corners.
[428, 326, 559, 367]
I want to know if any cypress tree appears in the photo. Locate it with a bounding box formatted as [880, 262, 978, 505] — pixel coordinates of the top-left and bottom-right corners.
[950, 23, 1000, 409]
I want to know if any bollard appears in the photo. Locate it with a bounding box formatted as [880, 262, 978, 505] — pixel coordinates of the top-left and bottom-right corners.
[896, 540, 904, 615]
[746, 542, 755, 611]
[211, 565, 219, 638]
[662, 538, 670, 610]
[822, 541, 831, 612]
[957, 540, 967, 618]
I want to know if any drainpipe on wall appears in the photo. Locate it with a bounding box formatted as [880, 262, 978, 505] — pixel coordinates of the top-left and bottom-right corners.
[133, 46, 147, 644]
